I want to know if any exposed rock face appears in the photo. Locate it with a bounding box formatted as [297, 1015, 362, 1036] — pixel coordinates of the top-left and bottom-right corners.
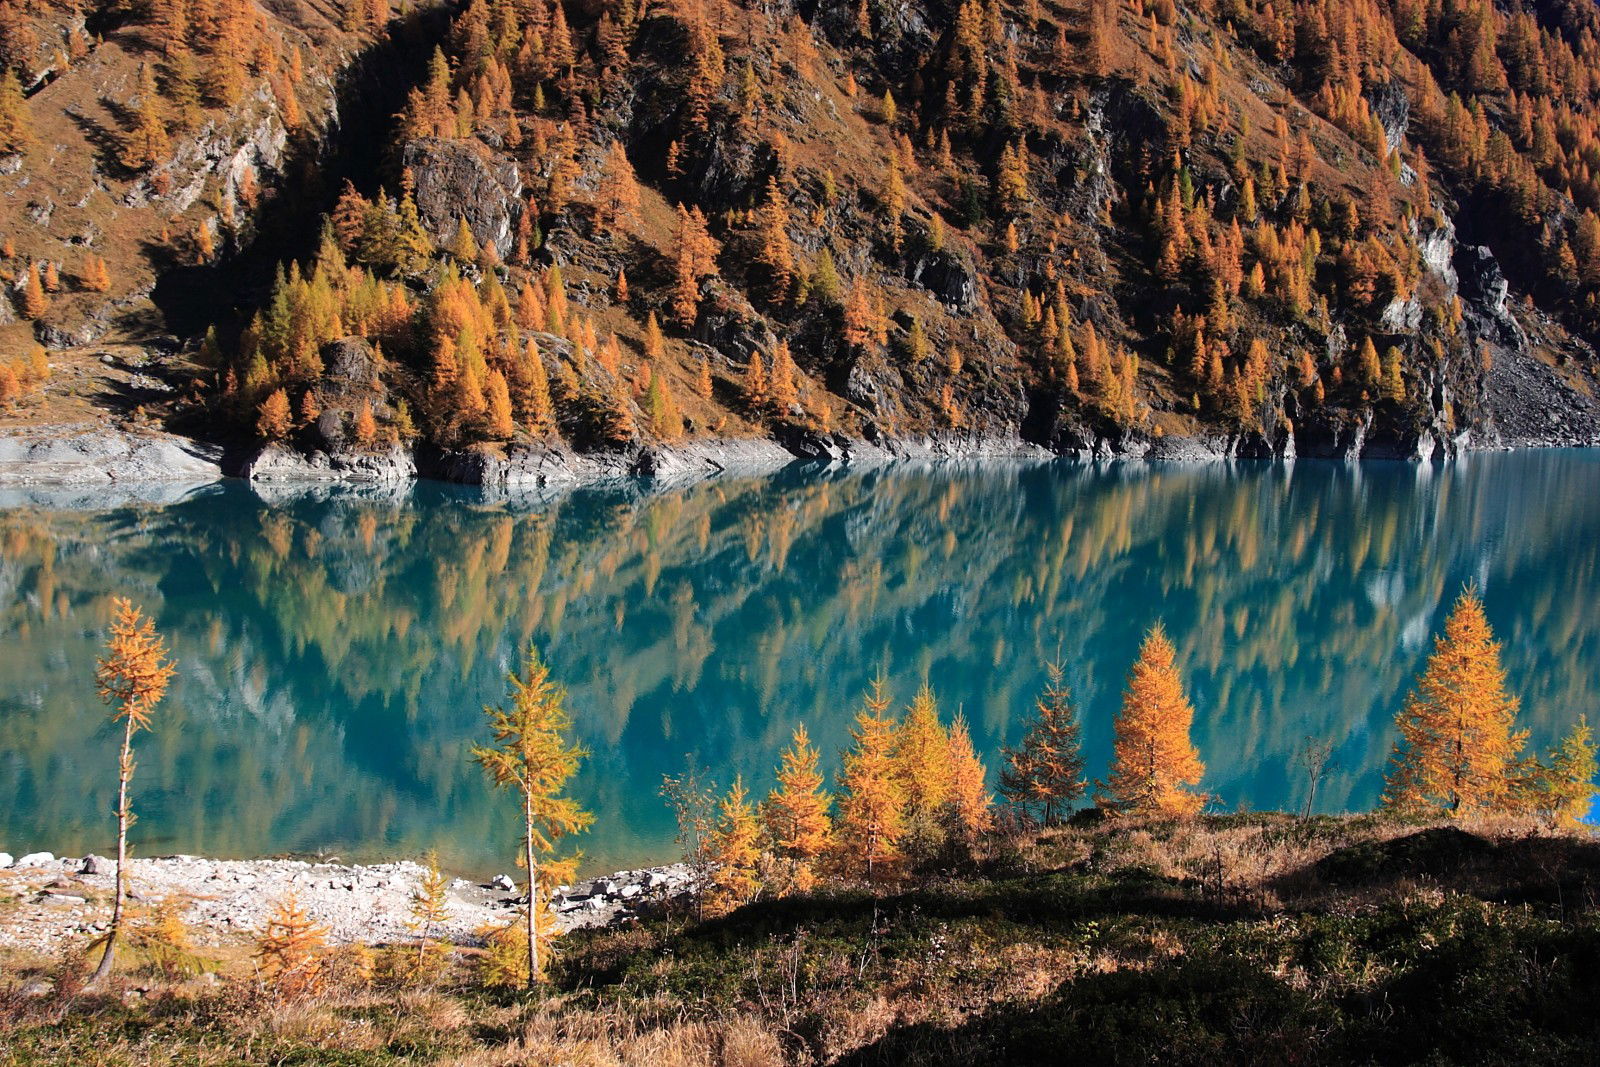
[1455, 244, 1522, 346]
[125, 84, 289, 213]
[242, 442, 417, 482]
[0, 427, 224, 485]
[402, 138, 524, 258]
[35, 319, 108, 348]
[1366, 79, 1410, 151]
[908, 249, 981, 312]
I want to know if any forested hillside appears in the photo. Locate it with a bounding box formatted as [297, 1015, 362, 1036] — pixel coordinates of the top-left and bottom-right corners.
[6, 0, 1600, 468]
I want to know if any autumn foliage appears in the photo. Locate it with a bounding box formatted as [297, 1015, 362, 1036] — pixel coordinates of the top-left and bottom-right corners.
[761, 724, 832, 892]
[90, 598, 178, 986]
[1101, 624, 1206, 817]
[471, 646, 592, 986]
[1382, 587, 1526, 817]
[833, 678, 905, 882]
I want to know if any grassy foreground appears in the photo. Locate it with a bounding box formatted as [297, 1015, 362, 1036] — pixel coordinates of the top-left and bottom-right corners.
[4, 814, 1599, 1066]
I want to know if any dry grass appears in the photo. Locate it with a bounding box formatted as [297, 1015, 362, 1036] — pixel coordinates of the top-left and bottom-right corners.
[2, 814, 1597, 1065]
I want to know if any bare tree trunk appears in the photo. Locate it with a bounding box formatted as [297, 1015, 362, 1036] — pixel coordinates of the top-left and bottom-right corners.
[525, 788, 538, 990]
[90, 716, 135, 988]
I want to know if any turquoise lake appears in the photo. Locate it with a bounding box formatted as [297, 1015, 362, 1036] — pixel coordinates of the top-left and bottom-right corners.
[2, 452, 1597, 876]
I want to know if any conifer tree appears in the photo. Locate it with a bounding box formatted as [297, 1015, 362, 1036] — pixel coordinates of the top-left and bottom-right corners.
[256, 387, 293, 440]
[770, 339, 799, 413]
[811, 248, 842, 305]
[122, 63, 171, 172]
[1357, 336, 1382, 391]
[762, 724, 832, 893]
[645, 364, 682, 440]
[884, 161, 907, 253]
[603, 375, 637, 444]
[945, 712, 992, 844]
[842, 281, 874, 348]
[470, 646, 592, 987]
[895, 685, 952, 817]
[19, 263, 48, 319]
[1531, 717, 1599, 829]
[695, 355, 713, 399]
[756, 175, 795, 302]
[1101, 623, 1206, 817]
[254, 893, 329, 997]
[743, 350, 769, 414]
[405, 853, 451, 982]
[352, 399, 378, 446]
[82, 254, 112, 293]
[88, 599, 177, 986]
[523, 340, 556, 437]
[671, 205, 720, 328]
[194, 220, 215, 265]
[1382, 586, 1527, 817]
[834, 677, 905, 882]
[448, 217, 480, 262]
[999, 659, 1086, 825]
[595, 141, 641, 237]
[485, 367, 515, 439]
[644, 311, 665, 359]
[0, 69, 30, 153]
[705, 776, 761, 916]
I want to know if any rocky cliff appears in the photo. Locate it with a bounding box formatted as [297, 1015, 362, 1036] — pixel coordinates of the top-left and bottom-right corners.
[5, 0, 1600, 482]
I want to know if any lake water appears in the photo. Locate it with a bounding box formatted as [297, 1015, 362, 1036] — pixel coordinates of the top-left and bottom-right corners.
[2, 452, 1598, 876]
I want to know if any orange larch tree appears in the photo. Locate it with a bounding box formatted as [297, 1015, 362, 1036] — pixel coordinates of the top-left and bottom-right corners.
[1381, 586, 1527, 817]
[671, 204, 720, 328]
[762, 724, 832, 893]
[1100, 623, 1206, 817]
[594, 141, 641, 238]
[894, 684, 953, 860]
[470, 646, 593, 987]
[894, 684, 952, 817]
[705, 776, 761, 916]
[89, 598, 177, 986]
[833, 677, 905, 883]
[1530, 717, 1599, 829]
[945, 711, 993, 844]
[755, 175, 795, 302]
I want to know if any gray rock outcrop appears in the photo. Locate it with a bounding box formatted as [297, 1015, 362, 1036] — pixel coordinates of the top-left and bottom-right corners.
[402, 138, 524, 258]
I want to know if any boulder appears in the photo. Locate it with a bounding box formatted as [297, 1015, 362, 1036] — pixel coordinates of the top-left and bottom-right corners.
[0, 852, 12, 868]
[17, 851, 55, 867]
[80, 854, 107, 875]
[402, 138, 523, 258]
[490, 873, 516, 892]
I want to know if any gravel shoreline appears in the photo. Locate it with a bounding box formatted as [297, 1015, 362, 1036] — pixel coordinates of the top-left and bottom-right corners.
[0, 852, 697, 957]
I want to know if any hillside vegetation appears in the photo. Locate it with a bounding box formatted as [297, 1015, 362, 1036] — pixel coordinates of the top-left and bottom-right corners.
[6, 0, 1600, 463]
[4, 815, 1600, 1064]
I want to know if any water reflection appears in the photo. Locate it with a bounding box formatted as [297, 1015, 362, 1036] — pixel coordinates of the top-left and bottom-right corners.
[2, 452, 1597, 874]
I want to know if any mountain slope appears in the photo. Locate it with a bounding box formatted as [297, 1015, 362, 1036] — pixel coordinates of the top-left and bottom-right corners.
[6, 0, 1600, 469]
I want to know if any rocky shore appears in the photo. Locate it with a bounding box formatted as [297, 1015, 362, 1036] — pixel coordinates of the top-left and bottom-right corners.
[1, 361, 1598, 500]
[0, 850, 697, 957]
